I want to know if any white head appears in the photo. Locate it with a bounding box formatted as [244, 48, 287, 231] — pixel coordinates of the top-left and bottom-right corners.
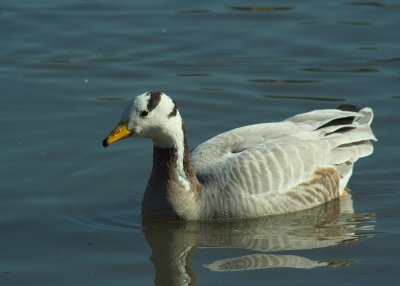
[103, 91, 183, 148]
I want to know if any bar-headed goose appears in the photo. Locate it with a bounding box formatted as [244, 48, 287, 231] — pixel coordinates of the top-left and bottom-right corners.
[103, 91, 376, 220]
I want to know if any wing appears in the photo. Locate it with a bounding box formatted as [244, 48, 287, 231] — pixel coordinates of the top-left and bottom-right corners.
[191, 108, 375, 198]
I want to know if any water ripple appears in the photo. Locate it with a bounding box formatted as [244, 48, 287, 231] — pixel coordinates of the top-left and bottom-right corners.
[176, 9, 211, 14]
[250, 79, 321, 84]
[375, 57, 400, 62]
[176, 72, 211, 77]
[229, 6, 293, 12]
[348, 1, 400, 8]
[265, 95, 345, 102]
[302, 67, 379, 73]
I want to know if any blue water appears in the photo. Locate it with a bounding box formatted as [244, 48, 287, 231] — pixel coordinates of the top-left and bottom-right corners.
[1, 0, 399, 285]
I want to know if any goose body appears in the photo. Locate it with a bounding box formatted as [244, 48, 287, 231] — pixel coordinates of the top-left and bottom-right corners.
[103, 91, 376, 220]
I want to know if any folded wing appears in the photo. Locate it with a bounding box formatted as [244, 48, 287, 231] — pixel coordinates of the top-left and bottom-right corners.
[191, 108, 375, 217]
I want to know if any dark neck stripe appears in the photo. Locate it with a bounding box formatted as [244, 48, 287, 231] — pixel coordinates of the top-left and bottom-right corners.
[168, 101, 177, 118]
[147, 91, 162, 112]
[151, 123, 195, 185]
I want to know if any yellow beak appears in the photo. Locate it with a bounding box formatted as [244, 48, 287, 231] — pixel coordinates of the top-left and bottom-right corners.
[102, 122, 133, 147]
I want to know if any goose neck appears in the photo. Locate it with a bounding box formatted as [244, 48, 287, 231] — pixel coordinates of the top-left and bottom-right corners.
[151, 123, 198, 192]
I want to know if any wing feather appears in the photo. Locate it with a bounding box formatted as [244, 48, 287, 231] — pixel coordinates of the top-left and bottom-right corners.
[191, 107, 375, 217]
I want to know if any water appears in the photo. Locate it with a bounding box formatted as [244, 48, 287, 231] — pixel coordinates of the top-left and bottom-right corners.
[1, 0, 399, 285]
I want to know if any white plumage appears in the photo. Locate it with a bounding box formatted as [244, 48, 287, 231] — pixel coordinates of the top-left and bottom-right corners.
[103, 92, 376, 220]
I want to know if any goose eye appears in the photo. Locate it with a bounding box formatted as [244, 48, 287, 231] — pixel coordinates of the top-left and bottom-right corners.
[140, 110, 149, 117]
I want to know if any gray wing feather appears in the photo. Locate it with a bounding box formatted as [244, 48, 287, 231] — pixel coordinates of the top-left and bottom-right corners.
[191, 108, 375, 198]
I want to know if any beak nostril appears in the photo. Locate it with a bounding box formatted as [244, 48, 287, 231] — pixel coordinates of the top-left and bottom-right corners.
[102, 122, 133, 148]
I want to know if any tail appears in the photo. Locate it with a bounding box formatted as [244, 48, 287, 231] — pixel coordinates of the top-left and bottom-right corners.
[319, 105, 376, 194]
[287, 105, 376, 194]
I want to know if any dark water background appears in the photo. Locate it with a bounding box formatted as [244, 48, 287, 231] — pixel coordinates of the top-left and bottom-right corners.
[1, 0, 399, 285]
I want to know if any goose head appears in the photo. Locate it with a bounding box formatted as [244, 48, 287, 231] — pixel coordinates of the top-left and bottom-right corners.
[102, 91, 183, 148]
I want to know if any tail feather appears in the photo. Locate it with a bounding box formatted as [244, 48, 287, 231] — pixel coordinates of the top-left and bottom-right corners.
[286, 109, 360, 130]
[318, 106, 376, 193]
[356, 107, 374, 126]
[325, 124, 376, 148]
[331, 141, 374, 164]
[335, 163, 354, 194]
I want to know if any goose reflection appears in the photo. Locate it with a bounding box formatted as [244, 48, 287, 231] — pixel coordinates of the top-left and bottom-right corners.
[142, 194, 375, 285]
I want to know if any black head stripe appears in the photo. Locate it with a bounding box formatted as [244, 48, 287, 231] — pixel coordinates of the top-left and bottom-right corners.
[168, 101, 178, 118]
[146, 91, 162, 112]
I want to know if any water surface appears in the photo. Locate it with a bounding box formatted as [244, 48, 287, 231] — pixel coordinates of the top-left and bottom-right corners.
[1, 0, 399, 285]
